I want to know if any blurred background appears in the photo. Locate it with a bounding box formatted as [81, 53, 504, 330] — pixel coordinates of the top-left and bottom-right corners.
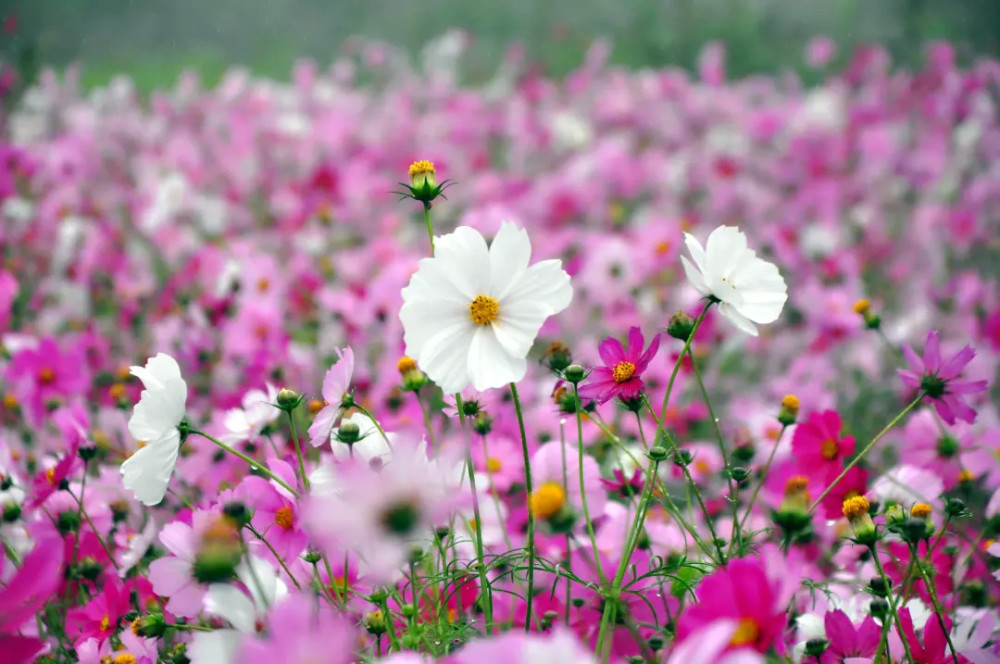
[3, 0, 1000, 94]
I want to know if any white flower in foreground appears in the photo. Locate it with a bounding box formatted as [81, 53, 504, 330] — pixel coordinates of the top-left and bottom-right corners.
[681, 225, 787, 336]
[189, 556, 287, 664]
[400, 222, 572, 393]
[121, 353, 188, 506]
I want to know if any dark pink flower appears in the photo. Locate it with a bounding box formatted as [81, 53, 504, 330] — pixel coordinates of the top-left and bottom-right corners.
[676, 557, 787, 654]
[0, 534, 64, 663]
[65, 580, 132, 646]
[578, 327, 660, 404]
[899, 330, 988, 424]
[821, 610, 879, 663]
[891, 607, 957, 664]
[791, 410, 855, 484]
[818, 466, 868, 520]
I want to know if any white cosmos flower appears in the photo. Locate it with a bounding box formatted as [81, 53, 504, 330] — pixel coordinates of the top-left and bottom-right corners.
[189, 556, 287, 664]
[399, 222, 572, 393]
[121, 353, 188, 506]
[681, 225, 788, 336]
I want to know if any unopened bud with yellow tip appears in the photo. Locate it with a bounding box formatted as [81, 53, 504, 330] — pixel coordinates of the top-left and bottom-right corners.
[777, 394, 800, 426]
[853, 298, 881, 330]
[843, 495, 877, 544]
[773, 475, 813, 534]
[397, 356, 427, 391]
[397, 160, 451, 208]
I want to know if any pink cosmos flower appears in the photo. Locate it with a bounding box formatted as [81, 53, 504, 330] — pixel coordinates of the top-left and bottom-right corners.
[791, 410, 855, 483]
[818, 466, 869, 520]
[820, 610, 880, 663]
[64, 580, 132, 645]
[0, 534, 64, 664]
[5, 337, 88, 424]
[237, 593, 355, 664]
[75, 631, 158, 664]
[307, 347, 355, 447]
[578, 326, 661, 405]
[27, 452, 82, 510]
[899, 330, 988, 424]
[232, 476, 308, 564]
[889, 607, 956, 664]
[147, 511, 219, 618]
[675, 555, 791, 655]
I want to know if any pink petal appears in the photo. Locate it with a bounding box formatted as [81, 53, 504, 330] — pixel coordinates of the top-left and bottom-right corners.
[597, 336, 626, 366]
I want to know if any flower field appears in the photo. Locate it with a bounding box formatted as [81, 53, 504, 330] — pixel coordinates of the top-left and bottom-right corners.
[1, 39, 999, 663]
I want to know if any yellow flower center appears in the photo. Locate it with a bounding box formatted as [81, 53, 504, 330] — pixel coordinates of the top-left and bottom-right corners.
[654, 240, 671, 255]
[612, 361, 636, 383]
[397, 356, 417, 374]
[781, 394, 800, 410]
[308, 399, 325, 414]
[100, 614, 110, 631]
[45, 467, 57, 485]
[842, 495, 870, 520]
[959, 469, 975, 483]
[820, 438, 839, 460]
[3, 393, 18, 408]
[486, 458, 502, 473]
[38, 367, 56, 384]
[274, 506, 294, 530]
[530, 482, 566, 520]
[730, 617, 759, 647]
[408, 160, 437, 188]
[115, 654, 137, 664]
[853, 299, 872, 315]
[693, 459, 710, 474]
[469, 295, 499, 326]
[109, 383, 126, 400]
[911, 503, 932, 518]
[784, 475, 809, 496]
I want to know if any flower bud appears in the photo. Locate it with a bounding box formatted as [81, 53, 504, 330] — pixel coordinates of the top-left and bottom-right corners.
[276, 388, 304, 411]
[472, 412, 493, 436]
[774, 476, 812, 534]
[646, 446, 669, 462]
[666, 312, 695, 341]
[57, 509, 81, 534]
[2, 502, 21, 522]
[302, 551, 322, 564]
[78, 445, 98, 462]
[408, 160, 437, 190]
[544, 342, 573, 373]
[777, 394, 799, 426]
[804, 639, 829, 657]
[563, 364, 586, 384]
[192, 517, 242, 584]
[647, 636, 664, 651]
[868, 576, 890, 597]
[307, 399, 325, 415]
[133, 612, 167, 638]
[842, 496, 877, 544]
[728, 466, 750, 483]
[945, 497, 967, 518]
[869, 597, 889, 619]
[853, 299, 881, 329]
[364, 609, 387, 635]
[901, 516, 931, 544]
[673, 449, 693, 467]
[336, 420, 361, 444]
[222, 501, 252, 528]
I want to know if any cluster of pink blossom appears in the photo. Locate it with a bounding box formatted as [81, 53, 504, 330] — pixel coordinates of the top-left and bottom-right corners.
[0, 37, 999, 664]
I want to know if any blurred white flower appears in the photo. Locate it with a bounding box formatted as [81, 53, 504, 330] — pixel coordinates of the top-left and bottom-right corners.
[223, 383, 280, 443]
[400, 222, 572, 393]
[121, 353, 188, 506]
[681, 225, 788, 336]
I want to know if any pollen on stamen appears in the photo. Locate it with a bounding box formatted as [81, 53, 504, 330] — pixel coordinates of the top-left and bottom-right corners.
[469, 295, 500, 326]
[612, 361, 636, 383]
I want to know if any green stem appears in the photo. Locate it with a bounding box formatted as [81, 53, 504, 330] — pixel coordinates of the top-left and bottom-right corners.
[68, 486, 120, 570]
[910, 542, 960, 663]
[192, 430, 298, 496]
[735, 424, 788, 546]
[870, 544, 916, 664]
[594, 456, 662, 661]
[657, 300, 713, 426]
[246, 524, 302, 590]
[350, 402, 391, 446]
[509, 382, 536, 632]
[572, 382, 607, 586]
[687, 351, 741, 552]
[424, 204, 435, 255]
[286, 410, 309, 491]
[809, 394, 923, 513]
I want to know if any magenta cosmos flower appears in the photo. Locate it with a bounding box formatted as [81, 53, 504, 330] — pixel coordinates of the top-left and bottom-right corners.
[899, 330, 987, 425]
[578, 327, 660, 404]
[790, 410, 855, 484]
[676, 557, 788, 655]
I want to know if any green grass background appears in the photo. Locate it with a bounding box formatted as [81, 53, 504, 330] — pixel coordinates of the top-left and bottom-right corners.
[2, 0, 1000, 93]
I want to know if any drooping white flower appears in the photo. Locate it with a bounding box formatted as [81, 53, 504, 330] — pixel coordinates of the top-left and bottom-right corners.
[121, 353, 188, 506]
[188, 556, 287, 664]
[399, 222, 572, 393]
[681, 225, 788, 336]
[223, 383, 280, 444]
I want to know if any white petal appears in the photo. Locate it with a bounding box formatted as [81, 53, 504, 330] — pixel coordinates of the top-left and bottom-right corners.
[705, 226, 748, 281]
[120, 430, 180, 506]
[682, 232, 707, 271]
[501, 259, 572, 315]
[680, 255, 711, 296]
[188, 629, 243, 664]
[416, 320, 476, 394]
[488, 221, 531, 301]
[468, 326, 527, 391]
[204, 584, 258, 633]
[432, 226, 491, 298]
[400, 293, 467, 359]
[236, 555, 287, 611]
[718, 301, 759, 336]
[127, 377, 187, 440]
[130, 353, 182, 391]
[491, 299, 549, 358]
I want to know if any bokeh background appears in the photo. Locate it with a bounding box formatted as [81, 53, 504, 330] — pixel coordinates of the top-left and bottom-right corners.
[3, 0, 1000, 92]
